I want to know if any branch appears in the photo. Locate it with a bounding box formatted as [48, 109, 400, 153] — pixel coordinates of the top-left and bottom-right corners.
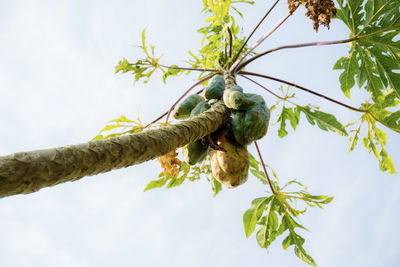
[228, 27, 233, 59]
[239, 71, 367, 113]
[231, 0, 280, 64]
[239, 75, 284, 100]
[237, 37, 357, 70]
[230, 12, 291, 72]
[0, 102, 230, 198]
[254, 141, 275, 194]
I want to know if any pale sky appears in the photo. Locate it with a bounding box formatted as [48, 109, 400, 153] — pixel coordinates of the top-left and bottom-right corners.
[0, 1, 399, 267]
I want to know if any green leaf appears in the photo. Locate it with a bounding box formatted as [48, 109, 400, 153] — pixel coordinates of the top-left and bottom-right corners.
[166, 177, 186, 188]
[211, 177, 222, 197]
[144, 177, 168, 192]
[361, 116, 397, 173]
[333, 48, 359, 98]
[248, 152, 259, 170]
[256, 225, 270, 248]
[282, 232, 305, 250]
[276, 106, 301, 138]
[336, 0, 400, 98]
[336, 0, 364, 33]
[243, 197, 271, 238]
[383, 111, 400, 132]
[379, 149, 396, 174]
[348, 121, 363, 152]
[299, 106, 348, 136]
[295, 246, 317, 267]
[99, 124, 126, 133]
[109, 115, 135, 123]
[250, 169, 268, 185]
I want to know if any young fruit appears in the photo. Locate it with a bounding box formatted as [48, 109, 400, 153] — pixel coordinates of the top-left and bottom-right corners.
[173, 94, 205, 119]
[231, 93, 270, 146]
[182, 100, 211, 165]
[223, 85, 255, 110]
[190, 101, 211, 116]
[183, 140, 209, 165]
[204, 75, 225, 100]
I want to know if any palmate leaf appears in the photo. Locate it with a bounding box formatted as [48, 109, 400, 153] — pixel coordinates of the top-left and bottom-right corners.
[244, 173, 333, 266]
[335, 0, 400, 99]
[333, 47, 358, 97]
[276, 106, 301, 138]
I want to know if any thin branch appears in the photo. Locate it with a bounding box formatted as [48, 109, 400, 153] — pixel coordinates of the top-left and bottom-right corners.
[228, 27, 233, 59]
[231, 0, 280, 64]
[237, 37, 358, 70]
[143, 87, 205, 129]
[143, 111, 168, 129]
[239, 71, 367, 113]
[239, 75, 284, 100]
[254, 141, 276, 195]
[230, 13, 291, 73]
[157, 64, 218, 73]
[165, 74, 217, 123]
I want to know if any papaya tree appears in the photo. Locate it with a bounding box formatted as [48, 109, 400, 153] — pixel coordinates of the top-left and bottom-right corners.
[0, 0, 399, 266]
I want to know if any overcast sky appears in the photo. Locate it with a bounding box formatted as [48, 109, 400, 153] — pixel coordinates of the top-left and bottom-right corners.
[0, 1, 399, 266]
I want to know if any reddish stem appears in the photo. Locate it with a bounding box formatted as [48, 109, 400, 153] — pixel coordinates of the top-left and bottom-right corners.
[237, 37, 357, 70]
[255, 141, 276, 194]
[231, 0, 280, 64]
[239, 71, 366, 113]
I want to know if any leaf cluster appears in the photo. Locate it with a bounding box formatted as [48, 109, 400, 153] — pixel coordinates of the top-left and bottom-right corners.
[92, 115, 144, 140]
[243, 176, 333, 267]
[270, 87, 348, 138]
[115, 30, 186, 83]
[143, 157, 223, 196]
[334, 0, 400, 100]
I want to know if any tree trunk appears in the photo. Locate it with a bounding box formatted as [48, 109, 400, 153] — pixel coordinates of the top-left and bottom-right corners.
[0, 101, 230, 198]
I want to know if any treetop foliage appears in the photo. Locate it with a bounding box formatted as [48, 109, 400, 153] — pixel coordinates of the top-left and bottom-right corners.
[95, 0, 399, 265]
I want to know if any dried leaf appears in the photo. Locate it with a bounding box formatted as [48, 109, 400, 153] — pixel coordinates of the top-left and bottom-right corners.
[157, 149, 182, 178]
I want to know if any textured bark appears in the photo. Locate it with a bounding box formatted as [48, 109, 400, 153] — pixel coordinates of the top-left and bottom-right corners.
[0, 101, 230, 198]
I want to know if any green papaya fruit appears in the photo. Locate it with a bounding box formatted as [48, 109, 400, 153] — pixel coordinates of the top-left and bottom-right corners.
[173, 94, 205, 119]
[204, 75, 225, 100]
[229, 85, 243, 92]
[190, 101, 211, 116]
[182, 100, 211, 165]
[223, 85, 255, 110]
[183, 140, 209, 165]
[231, 93, 270, 146]
[209, 125, 249, 188]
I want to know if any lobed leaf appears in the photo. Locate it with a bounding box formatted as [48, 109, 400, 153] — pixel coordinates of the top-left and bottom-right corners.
[336, 0, 400, 99]
[276, 106, 301, 138]
[299, 106, 348, 136]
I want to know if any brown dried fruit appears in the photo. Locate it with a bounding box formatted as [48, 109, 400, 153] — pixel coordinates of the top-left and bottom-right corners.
[209, 126, 249, 188]
[287, 0, 337, 31]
